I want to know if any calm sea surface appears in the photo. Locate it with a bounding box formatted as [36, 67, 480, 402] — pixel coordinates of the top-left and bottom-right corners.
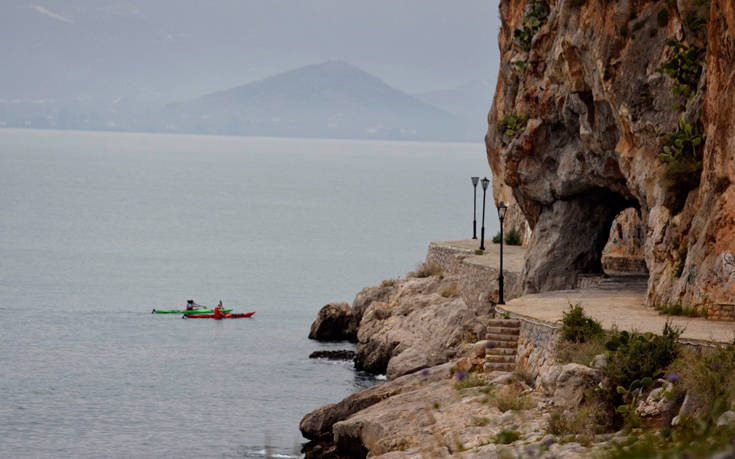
[0, 129, 496, 458]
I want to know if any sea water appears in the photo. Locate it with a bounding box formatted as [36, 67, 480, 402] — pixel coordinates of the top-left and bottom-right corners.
[0, 129, 496, 458]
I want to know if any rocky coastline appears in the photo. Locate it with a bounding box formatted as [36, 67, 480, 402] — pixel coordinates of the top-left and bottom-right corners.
[301, 241, 735, 458]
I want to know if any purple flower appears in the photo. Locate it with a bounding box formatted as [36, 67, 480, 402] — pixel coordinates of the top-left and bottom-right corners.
[485, 341, 496, 349]
[542, 438, 555, 447]
[667, 373, 680, 383]
[525, 446, 537, 457]
[420, 368, 430, 377]
[454, 370, 468, 381]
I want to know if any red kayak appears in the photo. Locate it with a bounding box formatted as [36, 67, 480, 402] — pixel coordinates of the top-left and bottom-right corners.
[185, 312, 255, 319]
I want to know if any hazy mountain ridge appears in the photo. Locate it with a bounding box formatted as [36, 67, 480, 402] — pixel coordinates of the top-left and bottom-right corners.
[162, 61, 467, 141]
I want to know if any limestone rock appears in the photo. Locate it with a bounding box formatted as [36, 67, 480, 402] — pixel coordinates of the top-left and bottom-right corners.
[717, 410, 735, 427]
[552, 364, 601, 409]
[354, 275, 493, 379]
[485, 0, 735, 308]
[299, 361, 454, 441]
[308, 302, 353, 341]
[635, 380, 675, 418]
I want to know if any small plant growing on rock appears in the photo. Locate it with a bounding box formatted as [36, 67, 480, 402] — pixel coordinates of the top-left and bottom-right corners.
[494, 429, 521, 444]
[440, 283, 458, 298]
[454, 373, 486, 391]
[658, 40, 704, 102]
[657, 8, 669, 27]
[561, 303, 604, 343]
[492, 231, 502, 243]
[500, 113, 529, 137]
[660, 116, 705, 193]
[513, 0, 549, 51]
[512, 59, 528, 72]
[488, 384, 535, 412]
[414, 261, 442, 278]
[655, 301, 707, 318]
[504, 227, 522, 246]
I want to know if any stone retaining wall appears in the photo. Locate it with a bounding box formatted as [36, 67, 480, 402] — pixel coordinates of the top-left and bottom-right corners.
[501, 311, 560, 381]
[602, 255, 648, 274]
[426, 243, 522, 310]
[707, 304, 735, 321]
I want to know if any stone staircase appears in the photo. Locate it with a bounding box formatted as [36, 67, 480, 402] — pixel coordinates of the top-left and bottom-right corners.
[484, 318, 520, 372]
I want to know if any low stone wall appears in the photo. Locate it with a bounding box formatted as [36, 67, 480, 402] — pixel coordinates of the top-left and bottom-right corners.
[707, 304, 735, 321]
[426, 243, 522, 310]
[425, 243, 474, 275]
[505, 312, 560, 381]
[602, 255, 648, 274]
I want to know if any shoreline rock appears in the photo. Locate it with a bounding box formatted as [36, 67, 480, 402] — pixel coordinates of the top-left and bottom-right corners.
[308, 350, 356, 360]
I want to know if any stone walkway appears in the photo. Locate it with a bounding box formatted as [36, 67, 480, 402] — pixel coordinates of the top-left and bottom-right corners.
[499, 276, 735, 345]
[430, 239, 526, 273]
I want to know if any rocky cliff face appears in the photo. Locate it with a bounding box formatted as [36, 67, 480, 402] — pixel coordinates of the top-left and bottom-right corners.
[486, 0, 735, 308]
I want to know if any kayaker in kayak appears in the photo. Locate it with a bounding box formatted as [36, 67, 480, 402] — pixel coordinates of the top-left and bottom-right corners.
[186, 300, 194, 311]
[213, 300, 224, 319]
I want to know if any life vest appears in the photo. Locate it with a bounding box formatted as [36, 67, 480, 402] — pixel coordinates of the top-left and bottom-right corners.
[213, 306, 222, 319]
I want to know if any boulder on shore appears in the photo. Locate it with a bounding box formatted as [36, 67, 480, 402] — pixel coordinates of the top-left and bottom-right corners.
[308, 302, 354, 341]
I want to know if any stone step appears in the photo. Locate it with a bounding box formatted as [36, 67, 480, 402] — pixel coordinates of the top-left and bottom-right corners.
[486, 333, 520, 343]
[487, 326, 520, 335]
[488, 319, 520, 328]
[485, 347, 517, 356]
[484, 362, 516, 372]
[486, 354, 515, 364]
[484, 339, 517, 349]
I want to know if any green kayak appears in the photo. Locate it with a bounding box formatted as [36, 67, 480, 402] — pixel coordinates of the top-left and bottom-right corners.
[152, 308, 232, 314]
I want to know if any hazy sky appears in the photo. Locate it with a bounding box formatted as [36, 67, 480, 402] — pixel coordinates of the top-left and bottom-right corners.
[1, 0, 501, 102]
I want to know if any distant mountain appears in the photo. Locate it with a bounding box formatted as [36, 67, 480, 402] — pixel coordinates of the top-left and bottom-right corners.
[414, 80, 496, 141]
[162, 61, 468, 141]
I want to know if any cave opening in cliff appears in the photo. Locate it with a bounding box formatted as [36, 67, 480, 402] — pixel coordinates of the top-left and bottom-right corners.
[601, 206, 648, 276]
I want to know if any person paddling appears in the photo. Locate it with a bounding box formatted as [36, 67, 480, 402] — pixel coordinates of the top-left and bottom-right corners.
[213, 300, 224, 319]
[186, 300, 194, 311]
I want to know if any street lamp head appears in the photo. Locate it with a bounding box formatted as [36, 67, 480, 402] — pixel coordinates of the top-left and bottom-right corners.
[481, 177, 490, 190]
[471, 176, 479, 187]
[497, 201, 508, 220]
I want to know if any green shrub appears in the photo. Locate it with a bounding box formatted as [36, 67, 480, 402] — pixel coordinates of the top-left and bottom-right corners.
[561, 303, 604, 343]
[658, 40, 704, 101]
[494, 429, 521, 444]
[474, 249, 484, 255]
[660, 116, 705, 192]
[685, 13, 707, 32]
[512, 59, 527, 72]
[670, 345, 735, 420]
[504, 227, 522, 245]
[556, 333, 607, 365]
[620, 25, 629, 37]
[598, 322, 682, 429]
[513, 0, 549, 51]
[657, 8, 669, 27]
[655, 301, 707, 318]
[492, 231, 502, 243]
[500, 113, 529, 137]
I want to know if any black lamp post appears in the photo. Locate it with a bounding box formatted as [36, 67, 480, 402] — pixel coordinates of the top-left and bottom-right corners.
[479, 177, 490, 250]
[471, 177, 479, 239]
[497, 202, 508, 305]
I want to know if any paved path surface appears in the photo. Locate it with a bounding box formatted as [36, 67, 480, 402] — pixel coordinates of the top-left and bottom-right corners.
[430, 239, 526, 273]
[500, 276, 735, 345]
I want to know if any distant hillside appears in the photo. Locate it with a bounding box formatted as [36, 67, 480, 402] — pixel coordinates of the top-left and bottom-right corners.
[163, 61, 468, 141]
[414, 80, 495, 141]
